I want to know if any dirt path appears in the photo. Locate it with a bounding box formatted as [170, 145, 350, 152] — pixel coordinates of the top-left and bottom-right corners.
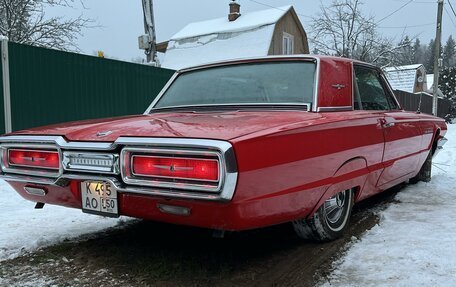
[0, 187, 402, 287]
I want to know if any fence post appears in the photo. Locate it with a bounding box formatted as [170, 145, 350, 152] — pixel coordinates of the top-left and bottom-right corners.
[0, 36, 12, 133]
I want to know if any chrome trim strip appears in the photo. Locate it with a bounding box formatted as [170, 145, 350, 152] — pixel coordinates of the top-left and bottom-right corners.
[1, 174, 231, 201]
[313, 56, 320, 112]
[0, 136, 235, 152]
[0, 135, 115, 150]
[317, 106, 353, 112]
[0, 144, 63, 178]
[149, 103, 311, 112]
[130, 154, 220, 183]
[144, 72, 179, 114]
[0, 174, 55, 185]
[62, 152, 120, 174]
[177, 54, 318, 73]
[121, 147, 223, 192]
[7, 148, 60, 170]
[0, 136, 239, 201]
[1, 37, 12, 133]
[115, 137, 233, 152]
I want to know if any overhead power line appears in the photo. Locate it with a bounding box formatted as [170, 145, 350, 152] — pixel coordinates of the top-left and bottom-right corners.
[379, 22, 435, 28]
[378, 0, 414, 23]
[444, 5, 456, 27]
[246, 0, 311, 18]
[393, 0, 435, 3]
[448, 0, 456, 17]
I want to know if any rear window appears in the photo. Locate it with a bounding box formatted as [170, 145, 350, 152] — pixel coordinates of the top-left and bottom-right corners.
[153, 62, 316, 109]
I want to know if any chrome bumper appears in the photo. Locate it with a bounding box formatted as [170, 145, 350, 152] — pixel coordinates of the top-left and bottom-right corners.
[2, 173, 232, 202]
[0, 135, 238, 202]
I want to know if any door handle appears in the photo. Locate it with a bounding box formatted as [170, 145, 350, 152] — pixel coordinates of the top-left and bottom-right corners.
[379, 119, 395, 128]
[383, 122, 395, 128]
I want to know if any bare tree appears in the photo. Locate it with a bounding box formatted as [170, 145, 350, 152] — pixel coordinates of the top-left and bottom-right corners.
[310, 0, 412, 66]
[0, 0, 91, 51]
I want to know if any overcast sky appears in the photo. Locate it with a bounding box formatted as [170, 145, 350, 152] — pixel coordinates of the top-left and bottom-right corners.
[58, 0, 456, 61]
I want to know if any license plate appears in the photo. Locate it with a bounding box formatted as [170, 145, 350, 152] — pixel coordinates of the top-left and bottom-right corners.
[81, 181, 119, 217]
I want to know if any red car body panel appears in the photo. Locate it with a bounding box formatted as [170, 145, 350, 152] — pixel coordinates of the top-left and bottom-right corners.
[1, 56, 448, 231]
[11, 112, 322, 142]
[317, 57, 354, 108]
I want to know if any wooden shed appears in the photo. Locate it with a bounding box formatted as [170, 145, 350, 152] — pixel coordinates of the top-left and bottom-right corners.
[158, 2, 309, 70]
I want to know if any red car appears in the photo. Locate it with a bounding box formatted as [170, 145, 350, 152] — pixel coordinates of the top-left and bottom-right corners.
[0, 56, 447, 241]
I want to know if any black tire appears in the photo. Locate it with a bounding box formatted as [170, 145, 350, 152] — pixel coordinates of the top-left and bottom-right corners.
[293, 189, 354, 242]
[409, 149, 433, 184]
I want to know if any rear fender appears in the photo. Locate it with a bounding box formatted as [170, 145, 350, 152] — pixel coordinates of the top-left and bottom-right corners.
[307, 157, 369, 218]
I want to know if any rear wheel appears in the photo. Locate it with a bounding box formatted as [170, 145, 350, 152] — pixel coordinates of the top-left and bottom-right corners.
[410, 132, 439, 184]
[293, 189, 354, 242]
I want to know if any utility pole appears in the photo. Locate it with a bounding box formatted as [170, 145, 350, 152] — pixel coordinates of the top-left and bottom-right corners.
[432, 0, 444, 116]
[139, 0, 157, 64]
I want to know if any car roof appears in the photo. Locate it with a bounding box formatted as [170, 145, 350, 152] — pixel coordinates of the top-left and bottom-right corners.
[176, 54, 374, 73]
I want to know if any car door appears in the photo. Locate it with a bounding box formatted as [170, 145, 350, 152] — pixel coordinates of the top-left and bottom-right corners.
[378, 73, 423, 187]
[354, 65, 422, 188]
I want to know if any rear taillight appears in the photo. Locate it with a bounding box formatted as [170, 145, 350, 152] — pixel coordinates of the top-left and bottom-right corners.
[121, 148, 223, 192]
[8, 149, 60, 170]
[132, 156, 219, 181]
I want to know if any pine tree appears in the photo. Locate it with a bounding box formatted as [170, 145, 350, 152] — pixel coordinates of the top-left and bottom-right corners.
[425, 39, 436, 72]
[443, 36, 456, 68]
[396, 36, 414, 65]
[439, 67, 456, 117]
[413, 39, 425, 65]
[424, 39, 444, 72]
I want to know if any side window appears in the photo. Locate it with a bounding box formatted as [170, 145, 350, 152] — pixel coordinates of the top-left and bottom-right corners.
[381, 75, 401, 110]
[354, 66, 391, 111]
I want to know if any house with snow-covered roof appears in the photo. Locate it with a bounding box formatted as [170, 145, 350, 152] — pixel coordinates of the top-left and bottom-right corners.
[384, 64, 428, 94]
[157, 1, 309, 70]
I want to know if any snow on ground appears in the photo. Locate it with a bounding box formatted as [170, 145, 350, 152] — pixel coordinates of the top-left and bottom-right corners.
[0, 182, 128, 261]
[1, 125, 455, 287]
[321, 124, 456, 287]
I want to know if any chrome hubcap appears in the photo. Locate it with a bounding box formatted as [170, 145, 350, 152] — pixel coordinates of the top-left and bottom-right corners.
[324, 191, 346, 224]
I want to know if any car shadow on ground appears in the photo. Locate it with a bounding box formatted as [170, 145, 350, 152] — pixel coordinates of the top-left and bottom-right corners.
[1, 185, 404, 287]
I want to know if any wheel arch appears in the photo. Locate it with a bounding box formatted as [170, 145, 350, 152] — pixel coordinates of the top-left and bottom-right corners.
[431, 128, 441, 156]
[307, 157, 369, 218]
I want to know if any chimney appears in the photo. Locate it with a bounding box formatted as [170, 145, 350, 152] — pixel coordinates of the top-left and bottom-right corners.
[229, 0, 241, 21]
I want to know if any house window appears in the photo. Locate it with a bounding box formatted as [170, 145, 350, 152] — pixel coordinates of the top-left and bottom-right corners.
[282, 32, 294, 55]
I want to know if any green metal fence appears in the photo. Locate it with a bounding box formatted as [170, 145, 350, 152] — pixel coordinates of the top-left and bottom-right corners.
[5, 42, 175, 132]
[0, 43, 4, 134]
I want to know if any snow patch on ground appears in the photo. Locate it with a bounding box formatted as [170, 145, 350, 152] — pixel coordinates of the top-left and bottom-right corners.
[0, 265, 55, 287]
[320, 124, 456, 287]
[0, 183, 127, 262]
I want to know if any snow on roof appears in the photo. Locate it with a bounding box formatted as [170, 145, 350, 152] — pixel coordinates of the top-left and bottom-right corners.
[162, 5, 296, 70]
[384, 64, 425, 93]
[162, 25, 275, 70]
[383, 64, 424, 72]
[171, 5, 292, 40]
